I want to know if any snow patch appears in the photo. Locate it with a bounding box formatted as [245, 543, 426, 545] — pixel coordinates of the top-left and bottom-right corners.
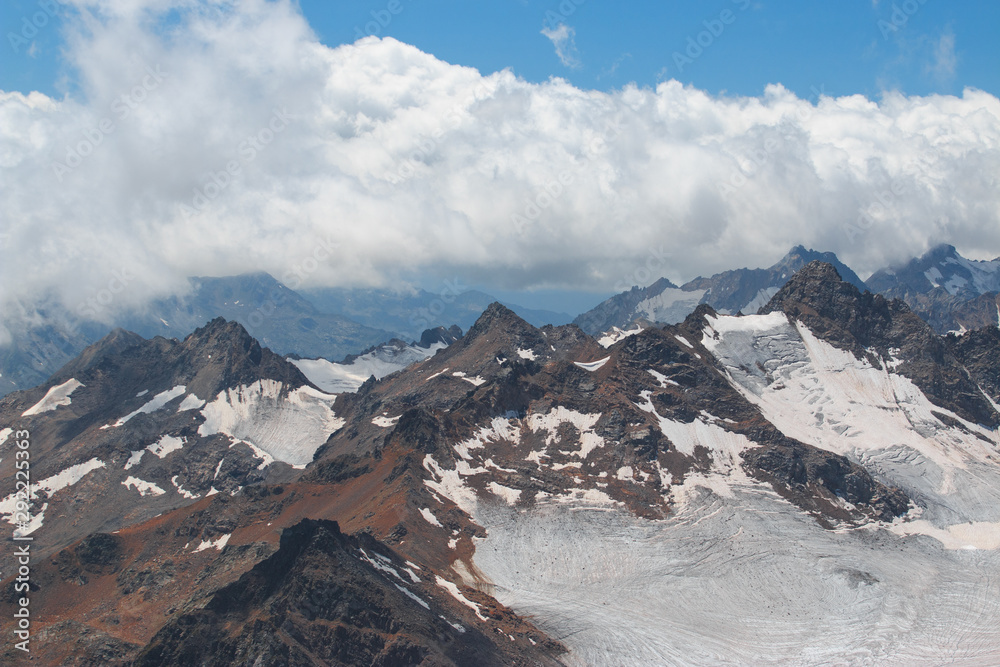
[574, 356, 611, 372]
[526, 407, 605, 459]
[193, 534, 230, 552]
[291, 341, 446, 393]
[598, 324, 644, 348]
[114, 385, 186, 426]
[122, 476, 166, 497]
[674, 335, 694, 349]
[148, 435, 185, 458]
[27, 459, 105, 501]
[171, 476, 199, 500]
[178, 393, 206, 411]
[635, 288, 705, 324]
[488, 482, 522, 505]
[22, 379, 84, 416]
[395, 583, 430, 609]
[648, 369, 679, 387]
[435, 576, 488, 621]
[420, 507, 444, 528]
[124, 450, 145, 470]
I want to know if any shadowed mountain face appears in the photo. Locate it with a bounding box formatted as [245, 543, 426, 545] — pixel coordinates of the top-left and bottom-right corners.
[302, 285, 573, 340]
[866, 244, 1000, 333]
[0, 318, 334, 576]
[0, 273, 395, 399]
[121, 273, 396, 360]
[135, 518, 564, 667]
[574, 245, 868, 336]
[2, 262, 1000, 665]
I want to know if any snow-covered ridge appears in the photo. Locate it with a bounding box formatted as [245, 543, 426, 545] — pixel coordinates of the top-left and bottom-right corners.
[198, 379, 344, 467]
[22, 379, 84, 416]
[924, 253, 1000, 295]
[635, 287, 705, 325]
[702, 311, 1000, 546]
[291, 341, 447, 393]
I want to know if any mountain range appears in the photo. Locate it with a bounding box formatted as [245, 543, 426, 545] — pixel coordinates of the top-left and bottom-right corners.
[6, 244, 999, 403]
[3, 260, 1000, 664]
[866, 244, 1000, 333]
[0, 275, 569, 399]
[573, 245, 868, 335]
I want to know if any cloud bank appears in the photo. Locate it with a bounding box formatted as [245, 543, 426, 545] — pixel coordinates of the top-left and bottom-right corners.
[2, 0, 1000, 323]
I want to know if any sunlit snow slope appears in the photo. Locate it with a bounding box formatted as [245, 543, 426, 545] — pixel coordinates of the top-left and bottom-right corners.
[444, 314, 1000, 666]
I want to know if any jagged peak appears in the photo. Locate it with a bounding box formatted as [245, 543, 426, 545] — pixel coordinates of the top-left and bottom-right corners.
[683, 303, 718, 331]
[927, 243, 959, 259]
[466, 302, 535, 340]
[789, 259, 844, 283]
[50, 327, 148, 379]
[185, 317, 256, 348]
[418, 324, 463, 348]
[760, 261, 863, 317]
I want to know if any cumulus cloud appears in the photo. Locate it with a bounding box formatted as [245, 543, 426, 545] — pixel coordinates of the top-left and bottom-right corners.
[928, 28, 957, 81]
[540, 23, 581, 69]
[1, 0, 1000, 324]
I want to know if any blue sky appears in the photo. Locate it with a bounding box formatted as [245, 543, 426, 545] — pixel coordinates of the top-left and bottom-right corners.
[3, 0, 997, 100]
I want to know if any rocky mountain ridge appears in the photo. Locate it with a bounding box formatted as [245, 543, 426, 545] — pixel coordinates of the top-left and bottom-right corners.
[2, 261, 1000, 664]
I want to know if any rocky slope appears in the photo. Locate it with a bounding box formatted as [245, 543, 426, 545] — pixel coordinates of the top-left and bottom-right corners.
[135, 518, 563, 666]
[2, 263, 1000, 665]
[0, 318, 340, 575]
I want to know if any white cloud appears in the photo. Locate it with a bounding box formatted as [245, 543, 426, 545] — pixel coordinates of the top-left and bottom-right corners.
[928, 28, 957, 80]
[1, 0, 999, 323]
[540, 23, 581, 69]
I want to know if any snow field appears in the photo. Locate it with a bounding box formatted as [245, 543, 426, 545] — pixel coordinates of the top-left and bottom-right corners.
[198, 380, 344, 467]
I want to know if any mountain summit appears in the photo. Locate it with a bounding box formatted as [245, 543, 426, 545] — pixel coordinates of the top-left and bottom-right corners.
[866, 244, 1000, 333]
[574, 245, 867, 336]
